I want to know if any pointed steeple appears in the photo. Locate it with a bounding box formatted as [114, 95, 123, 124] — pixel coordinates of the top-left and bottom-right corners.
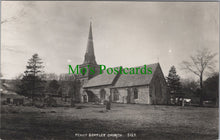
[83, 22, 97, 64]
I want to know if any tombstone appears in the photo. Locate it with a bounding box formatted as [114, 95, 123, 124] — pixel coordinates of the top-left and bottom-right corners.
[106, 100, 111, 110]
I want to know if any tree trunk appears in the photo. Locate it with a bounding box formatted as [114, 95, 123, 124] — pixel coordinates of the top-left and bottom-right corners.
[199, 74, 204, 106]
[216, 91, 219, 107]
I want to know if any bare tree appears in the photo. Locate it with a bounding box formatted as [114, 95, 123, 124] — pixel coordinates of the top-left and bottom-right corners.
[181, 48, 217, 106]
[1, 6, 26, 24]
[40, 73, 59, 81]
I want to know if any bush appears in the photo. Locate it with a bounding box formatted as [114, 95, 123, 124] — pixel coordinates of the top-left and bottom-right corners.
[1, 100, 8, 105]
[34, 102, 45, 108]
[44, 97, 57, 107]
[24, 102, 33, 106]
[1, 105, 20, 114]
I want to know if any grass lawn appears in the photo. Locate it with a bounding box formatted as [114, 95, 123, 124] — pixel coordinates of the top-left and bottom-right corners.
[1, 103, 218, 140]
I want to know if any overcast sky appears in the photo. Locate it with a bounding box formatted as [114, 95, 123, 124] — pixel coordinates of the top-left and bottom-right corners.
[1, 1, 219, 79]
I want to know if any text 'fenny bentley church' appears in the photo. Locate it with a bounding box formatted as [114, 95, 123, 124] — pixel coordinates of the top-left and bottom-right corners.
[76, 22, 169, 105]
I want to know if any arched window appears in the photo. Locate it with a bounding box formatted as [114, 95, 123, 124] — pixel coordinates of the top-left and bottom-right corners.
[134, 88, 138, 99]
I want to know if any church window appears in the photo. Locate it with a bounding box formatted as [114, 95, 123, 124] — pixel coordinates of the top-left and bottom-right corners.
[134, 88, 138, 99]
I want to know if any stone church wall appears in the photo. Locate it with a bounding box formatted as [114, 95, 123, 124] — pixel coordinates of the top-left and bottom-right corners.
[149, 66, 168, 105]
[117, 88, 128, 103]
[134, 86, 150, 104]
[82, 87, 111, 103]
[114, 86, 150, 104]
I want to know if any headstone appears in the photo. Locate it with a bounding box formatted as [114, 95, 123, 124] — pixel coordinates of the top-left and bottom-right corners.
[106, 101, 111, 110]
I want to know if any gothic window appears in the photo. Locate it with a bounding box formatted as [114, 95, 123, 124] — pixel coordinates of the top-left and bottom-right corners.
[134, 88, 138, 99]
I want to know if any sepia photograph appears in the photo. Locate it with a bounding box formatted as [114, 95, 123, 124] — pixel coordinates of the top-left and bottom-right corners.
[1, 1, 219, 140]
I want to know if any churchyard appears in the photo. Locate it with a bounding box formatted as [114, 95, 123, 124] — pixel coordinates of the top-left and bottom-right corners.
[1, 103, 218, 140]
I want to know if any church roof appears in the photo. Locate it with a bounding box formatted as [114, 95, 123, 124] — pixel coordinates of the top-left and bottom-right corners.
[83, 63, 160, 88]
[113, 63, 159, 88]
[83, 22, 97, 65]
[83, 66, 121, 88]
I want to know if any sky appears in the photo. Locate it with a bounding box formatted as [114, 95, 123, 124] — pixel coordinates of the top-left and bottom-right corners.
[1, 1, 219, 79]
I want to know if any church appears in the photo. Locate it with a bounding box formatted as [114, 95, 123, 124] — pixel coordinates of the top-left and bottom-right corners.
[77, 23, 169, 105]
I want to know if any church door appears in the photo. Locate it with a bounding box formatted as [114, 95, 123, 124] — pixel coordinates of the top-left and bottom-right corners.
[86, 90, 96, 102]
[83, 95, 87, 103]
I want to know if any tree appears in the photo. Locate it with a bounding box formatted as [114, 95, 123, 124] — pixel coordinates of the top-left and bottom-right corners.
[59, 78, 81, 103]
[167, 66, 182, 105]
[1, 5, 26, 25]
[43, 73, 59, 81]
[181, 79, 199, 98]
[19, 54, 45, 102]
[204, 72, 219, 106]
[181, 48, 217, 106]
[47, 80, 60, 95]
[59, 73, 76, 81]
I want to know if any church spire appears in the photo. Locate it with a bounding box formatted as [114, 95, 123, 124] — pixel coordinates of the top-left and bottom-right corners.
[83, 22, 97, 64]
